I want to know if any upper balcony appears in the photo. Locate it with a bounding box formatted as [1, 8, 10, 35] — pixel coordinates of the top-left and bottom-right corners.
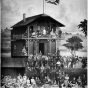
[11, 30, 63, 40]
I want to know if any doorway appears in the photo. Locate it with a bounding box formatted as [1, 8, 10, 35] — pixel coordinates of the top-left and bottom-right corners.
[39, 43, 44, 55]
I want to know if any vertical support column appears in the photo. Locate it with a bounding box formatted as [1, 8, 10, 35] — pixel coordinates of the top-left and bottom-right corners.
[34, 40, 36, 55]
[35, 40, 38, 54]
[36, 40, 38, 54]
[56, 39, 57, 53]
[49, 21, 51, 54]
[25, 26, 29, 74]
[28, 26, 29, 56]
[50, 39, 51, 53]
[33, 40, 34, 55]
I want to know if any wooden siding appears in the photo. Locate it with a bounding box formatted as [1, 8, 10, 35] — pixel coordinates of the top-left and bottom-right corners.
[11, 40, 26, 56]
[1, 57, 27, 67]
[51, 40, 56, 54]
[28, 41, 33, 54]
[1, 67, 25, 77]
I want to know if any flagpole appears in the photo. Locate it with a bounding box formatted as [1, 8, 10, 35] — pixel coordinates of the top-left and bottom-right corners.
[43, 0, 44, 13]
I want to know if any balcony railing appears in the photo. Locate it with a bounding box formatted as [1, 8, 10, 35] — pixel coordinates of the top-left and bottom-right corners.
[11, 34, 64, 40]
[11, 35, 22, 39]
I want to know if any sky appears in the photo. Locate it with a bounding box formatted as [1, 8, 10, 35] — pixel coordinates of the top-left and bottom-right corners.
[1, 0, 87, 34]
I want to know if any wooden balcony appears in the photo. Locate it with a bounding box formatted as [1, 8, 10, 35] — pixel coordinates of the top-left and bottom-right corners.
[11, 34, 64, 40]
[11, 35, 23, 40]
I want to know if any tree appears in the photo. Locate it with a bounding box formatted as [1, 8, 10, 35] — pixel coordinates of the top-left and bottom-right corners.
[63, 36, 83, 57]
[78, 19, 87, 36]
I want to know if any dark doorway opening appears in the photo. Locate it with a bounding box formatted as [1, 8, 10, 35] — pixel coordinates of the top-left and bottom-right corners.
[39, 43, 44, 55]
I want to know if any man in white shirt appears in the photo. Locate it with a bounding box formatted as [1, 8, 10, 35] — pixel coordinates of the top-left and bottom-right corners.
[17, 74, 23, 82]
[23, 74, 27, 87]
[27, 78, 31, 87]
[43, 27, 46, 35]
[31, 77, 36, 85]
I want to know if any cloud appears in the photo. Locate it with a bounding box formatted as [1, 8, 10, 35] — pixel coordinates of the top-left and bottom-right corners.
[1, 0, 39, 28]
[55, 0, 87, 33]
[27, 7, 36, 16]
[1, 0, 87, 30]
[1, 0, 21, 16]
[1, 0, 22, 28]
[57, 4, 67, 19]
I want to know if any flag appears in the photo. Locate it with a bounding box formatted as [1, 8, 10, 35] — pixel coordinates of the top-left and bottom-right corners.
[45, 0, 60, 5]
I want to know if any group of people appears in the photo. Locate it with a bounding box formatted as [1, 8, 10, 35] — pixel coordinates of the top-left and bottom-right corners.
[26, 51, 64, 78]
[1, 49, 87, 88]
[62, 56, 87, 68]
[1, 72, 87, 88]
[28, 26, 62, 38]
[25, 53, 87, 88]
[1, 74, 37, 88]
[26, 52, 86, 72]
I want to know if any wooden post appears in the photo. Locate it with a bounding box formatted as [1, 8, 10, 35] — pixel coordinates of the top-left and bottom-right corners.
[50, 21, 51, 54]
[36, 40, 37, 54]
[49, 39, 51, 53]
[33, 40, 34, 55]
[28, 26, 29, 56]
[56, 39, 57, 53]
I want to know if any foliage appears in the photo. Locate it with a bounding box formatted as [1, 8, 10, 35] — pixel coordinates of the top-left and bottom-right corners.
[78, 19, 87, 36]
[63, 36, 83, 57]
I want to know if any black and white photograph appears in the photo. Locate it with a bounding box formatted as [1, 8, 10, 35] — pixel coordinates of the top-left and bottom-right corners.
[1, 0, 87, 88]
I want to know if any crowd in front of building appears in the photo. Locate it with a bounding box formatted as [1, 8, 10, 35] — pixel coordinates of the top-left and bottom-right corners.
[1, 49, 87, 88]
[26, 49, 87, 70]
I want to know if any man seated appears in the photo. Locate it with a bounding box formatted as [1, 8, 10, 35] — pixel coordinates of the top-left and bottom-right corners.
[61, 83, 66, 88]
[27, 78, 31, 87]
[32, 31, 36, 38]
[77, 76, 82, 86]
[23, 74, 27, 87]
[43, 76, 48, 84]
[47, 76, 51, 84]
[64, 74, 69, 88]
[17, 74, 22, 82]
[35, 77, 41, 86]
[31, 77, 36, 85]
[22, 46, 27, 56]
[5, 75, 13, 88]
[71, 77, 77, 85]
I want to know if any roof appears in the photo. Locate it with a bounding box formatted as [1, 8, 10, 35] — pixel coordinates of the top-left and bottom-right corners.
[11, 14, 65, 28]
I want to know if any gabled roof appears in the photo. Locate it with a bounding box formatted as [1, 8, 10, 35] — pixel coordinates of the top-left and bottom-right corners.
[11, 14, 65, 28]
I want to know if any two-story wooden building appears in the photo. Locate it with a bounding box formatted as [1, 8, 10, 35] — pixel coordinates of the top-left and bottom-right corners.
[2, 13, 65, 77]
[11, 13, 64, 56]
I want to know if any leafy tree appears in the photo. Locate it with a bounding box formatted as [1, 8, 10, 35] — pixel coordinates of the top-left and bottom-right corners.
[78, 19, 87, 36]
[63, 36, 83, 57]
